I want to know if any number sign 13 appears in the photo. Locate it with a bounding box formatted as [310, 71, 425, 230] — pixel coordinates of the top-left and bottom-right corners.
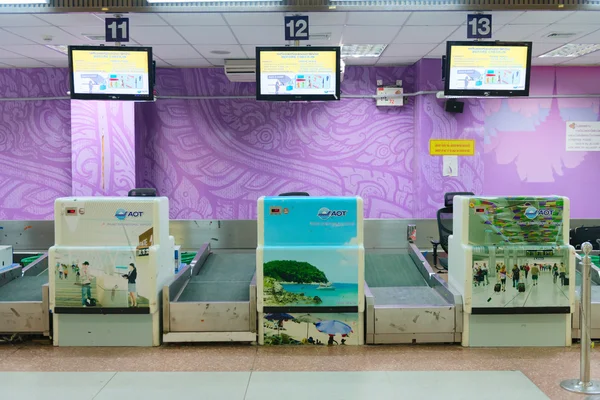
[467, 14, 492, 39]
[284, 16, 309, 41]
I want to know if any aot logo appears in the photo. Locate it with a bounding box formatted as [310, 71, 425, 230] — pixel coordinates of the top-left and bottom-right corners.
[115, 209, 144, 221]
[524, 207, 538, 220]
[317, 207, 347, 220]
[524, 207, 553, 220]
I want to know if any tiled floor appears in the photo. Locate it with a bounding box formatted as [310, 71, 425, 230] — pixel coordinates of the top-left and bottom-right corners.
[0, 342, 597, 399]
[1, 371, 548, 400]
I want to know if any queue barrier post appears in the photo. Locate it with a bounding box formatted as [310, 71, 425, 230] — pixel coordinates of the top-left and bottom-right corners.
[561, 242, 600, 395]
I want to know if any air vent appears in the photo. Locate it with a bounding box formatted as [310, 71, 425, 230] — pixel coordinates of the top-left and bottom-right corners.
[224, 59, 256, 83]
[83, 34, 106, 41]
[309, 33, 331, 41]
[545, 32, 577, 39]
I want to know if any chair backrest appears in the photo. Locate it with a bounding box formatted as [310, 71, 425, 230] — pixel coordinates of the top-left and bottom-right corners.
[278, 192, 309, 196]
[437, 207, 454, 254]
[438, 192, 474, 254]
[128, 188, 157, 197]
[444, 192, 475, 207]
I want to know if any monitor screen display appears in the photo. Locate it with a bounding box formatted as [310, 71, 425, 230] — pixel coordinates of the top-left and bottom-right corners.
[69, 46, 154, 101]
[444, 41, 532, 97]
[256, 46, 340, 101]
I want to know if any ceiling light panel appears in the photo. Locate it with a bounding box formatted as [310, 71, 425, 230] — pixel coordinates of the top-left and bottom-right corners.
[342, 44, 387, 58]
[539, 43, 600, 58]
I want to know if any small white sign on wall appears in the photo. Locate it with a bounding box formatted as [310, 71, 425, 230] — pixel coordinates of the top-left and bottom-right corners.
[566, 121, 600, 151]
[443, 156, 459, 177]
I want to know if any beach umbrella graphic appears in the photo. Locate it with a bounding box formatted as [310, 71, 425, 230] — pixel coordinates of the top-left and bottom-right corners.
[315, 320, 353, 344]
[264, 313, 295, 335]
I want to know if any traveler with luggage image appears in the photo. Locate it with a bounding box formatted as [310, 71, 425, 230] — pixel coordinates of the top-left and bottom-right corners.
[80, 261, 95, 307]
[498, 266, 507, 292]
[559, 262, 567, 286]
[482, 263, 489, 285]
[531, 264, 540, 286]
[511, 265, 520, 289]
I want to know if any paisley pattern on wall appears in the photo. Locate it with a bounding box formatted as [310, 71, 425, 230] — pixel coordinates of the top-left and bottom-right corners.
[416, 60, 600, 219]
[2, 63, 599, 221]
[414, 87, 485, 219]
[137, 66, 416, 219]
[71, 100, 136, 197]
[0, 69, 71, 220]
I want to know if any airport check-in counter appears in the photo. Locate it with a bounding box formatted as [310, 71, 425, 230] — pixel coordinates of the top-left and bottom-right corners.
[163, 243, 257, 343]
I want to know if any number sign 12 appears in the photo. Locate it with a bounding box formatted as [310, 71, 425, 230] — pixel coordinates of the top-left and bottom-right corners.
[284, 16, 309, 41]
[467, 14, 492, 39]
[105, 18, 130, 43]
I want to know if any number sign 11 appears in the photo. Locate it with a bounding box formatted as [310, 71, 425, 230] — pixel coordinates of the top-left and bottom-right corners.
[105, 18, 130, 43]
[467, 14, 492, 39]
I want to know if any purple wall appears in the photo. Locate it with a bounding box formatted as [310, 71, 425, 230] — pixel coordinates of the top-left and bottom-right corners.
[415, 59, 600, 219]
[71, 100, 136, 196]
[0, 69, 71, 220]
[1, 63, 599, 220]
[136, 66, 416, 219]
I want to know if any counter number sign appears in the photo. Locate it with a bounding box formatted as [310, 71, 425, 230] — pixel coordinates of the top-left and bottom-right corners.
[105, 17, 130, 43]
[284, 16, 309, 41]
[467, 14, 492, 39]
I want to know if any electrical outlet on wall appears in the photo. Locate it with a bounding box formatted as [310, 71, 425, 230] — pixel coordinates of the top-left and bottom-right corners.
[376, 80, 383, 87]
[396, 80, 402, 86]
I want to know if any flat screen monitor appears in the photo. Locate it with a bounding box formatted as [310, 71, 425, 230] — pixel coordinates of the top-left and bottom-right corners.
[69, 46, 154, 101]
[444, 41, 532, 97]
[256, 46, 341, 101]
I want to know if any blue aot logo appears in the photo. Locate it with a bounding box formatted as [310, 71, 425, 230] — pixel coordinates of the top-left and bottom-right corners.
[317, 207, 347, 220]
[524, 207, 553, 220]
[524, 207, 538, 220]
[115, 209, 144, 220]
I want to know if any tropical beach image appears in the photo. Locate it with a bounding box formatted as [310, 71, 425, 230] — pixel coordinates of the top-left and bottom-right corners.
[262, 247, 360, 308]
[262, 312, 359, 346]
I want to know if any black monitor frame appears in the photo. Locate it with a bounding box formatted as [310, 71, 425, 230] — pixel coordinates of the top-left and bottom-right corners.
[68, 45, 154, 101]
[444, 41, 532, 97]
[255, 46, 341, 102]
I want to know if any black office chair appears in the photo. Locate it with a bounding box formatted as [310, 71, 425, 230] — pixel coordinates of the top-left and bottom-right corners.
[431, 192, 474, 270]
[128, 188, 157, 197]
[278, 192, 309, 196]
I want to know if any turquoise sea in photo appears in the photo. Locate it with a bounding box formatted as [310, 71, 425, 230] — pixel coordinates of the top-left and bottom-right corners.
[281, 283, 358, 306]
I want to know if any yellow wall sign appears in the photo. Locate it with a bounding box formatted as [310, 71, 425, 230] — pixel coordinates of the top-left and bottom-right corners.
[429, 139, 475, 156]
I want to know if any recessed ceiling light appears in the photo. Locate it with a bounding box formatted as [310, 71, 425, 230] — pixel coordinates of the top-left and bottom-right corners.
[45, 45, 68, 55]
[83, 34, 106, 42]
[539, 43, 600, 58]
[342, 44, 387, 58]
[146, 0, 281, 2]
[0, 0, 48, 3]
[210, 50, 231, 55]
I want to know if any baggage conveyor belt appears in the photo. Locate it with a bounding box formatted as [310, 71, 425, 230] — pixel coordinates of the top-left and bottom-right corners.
[0, 254, 50, 335]
[366, 251, 450, 307]
[163, 244, 257, 343]
[364, 246, 461, 344]
[177, 252, 255, 302]
[0, 270, 48, 302]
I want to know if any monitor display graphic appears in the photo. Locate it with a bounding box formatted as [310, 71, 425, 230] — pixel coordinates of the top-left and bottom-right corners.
[256, 47, 340, 101]
[69, 46, 153, 101]
[444, 41, 532, 97]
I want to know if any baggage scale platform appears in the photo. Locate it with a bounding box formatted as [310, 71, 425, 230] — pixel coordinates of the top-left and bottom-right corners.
[0, 253, 49, 336]
[364, 244, 462, 344]
[163, 243, 257, 343]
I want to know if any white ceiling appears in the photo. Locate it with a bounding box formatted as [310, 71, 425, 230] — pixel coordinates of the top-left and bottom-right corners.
[0, 10, 600, 68]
